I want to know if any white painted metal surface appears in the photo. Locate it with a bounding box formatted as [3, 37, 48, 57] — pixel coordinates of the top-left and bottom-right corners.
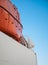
[0, 31, 37, 65]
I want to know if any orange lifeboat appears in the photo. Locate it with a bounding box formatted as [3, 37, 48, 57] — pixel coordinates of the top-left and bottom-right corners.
[0, 0, 27, 46]
[0, 0, 23, 41]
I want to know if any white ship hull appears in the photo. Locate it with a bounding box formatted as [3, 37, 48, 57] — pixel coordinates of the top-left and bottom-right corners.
[0, 32, 37, 65]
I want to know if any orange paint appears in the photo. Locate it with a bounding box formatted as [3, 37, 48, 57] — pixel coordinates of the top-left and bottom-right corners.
[0, 0, 27, 46]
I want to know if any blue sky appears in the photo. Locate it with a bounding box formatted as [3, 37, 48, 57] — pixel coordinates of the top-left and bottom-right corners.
[11, 0, 48, 65]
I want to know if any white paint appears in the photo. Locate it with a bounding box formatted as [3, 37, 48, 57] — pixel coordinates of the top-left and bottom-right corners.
[0, 31, 37, 65]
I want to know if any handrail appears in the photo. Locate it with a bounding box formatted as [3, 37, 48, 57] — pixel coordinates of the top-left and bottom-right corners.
[0, 5, 23, 28]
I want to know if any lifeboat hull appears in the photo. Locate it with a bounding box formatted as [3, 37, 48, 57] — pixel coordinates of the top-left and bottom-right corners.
[0, 0, 23, 41]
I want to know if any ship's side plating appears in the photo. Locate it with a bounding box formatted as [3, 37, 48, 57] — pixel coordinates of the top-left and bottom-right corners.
[0, 32, 37, 65]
